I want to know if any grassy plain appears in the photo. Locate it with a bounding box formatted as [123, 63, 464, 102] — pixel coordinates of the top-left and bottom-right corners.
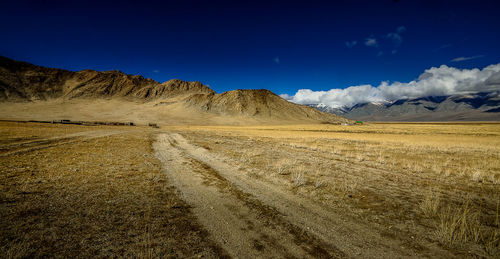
[1, 121, 499, 257]
[0, 122, 225, 258]
[173, 122, 500, 257]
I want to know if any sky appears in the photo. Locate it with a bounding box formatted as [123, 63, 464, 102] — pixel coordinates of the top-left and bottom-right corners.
[1, 0, 500, 106]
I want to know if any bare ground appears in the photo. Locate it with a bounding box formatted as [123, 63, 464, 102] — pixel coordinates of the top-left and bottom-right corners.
[155, 124, 499, 258]
[1, 122, 499, 258]
[154, 133, 453, 258]
[0, 122, 226, 258]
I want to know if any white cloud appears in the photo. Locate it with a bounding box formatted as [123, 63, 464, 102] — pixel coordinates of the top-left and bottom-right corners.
[354, 26, 405, 53]
[451, 55, 484, 62]
[279, 93, 292, 99]
[281, 63, 500, 108]
[365, 36, 378, 47]
[386, 26, 406, 47]
[386, 32, 402, 46]
[153, 69, 159, 73]
[273, 57, 280, 64]
[345, 40, 357, 48]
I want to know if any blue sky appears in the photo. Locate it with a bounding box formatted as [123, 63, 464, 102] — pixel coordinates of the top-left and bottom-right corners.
[1, 0, 499, 96]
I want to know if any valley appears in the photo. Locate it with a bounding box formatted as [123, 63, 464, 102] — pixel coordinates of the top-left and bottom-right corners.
[2, 121, 499, 258]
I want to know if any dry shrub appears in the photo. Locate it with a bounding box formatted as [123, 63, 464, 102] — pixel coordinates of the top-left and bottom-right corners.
[483, 228, 500, 256]
[483, 201, 500, 256]
[488, 174, 500, 185]
[420, 190, 441, 218]
[314, 179, 325, 188]
[331, 176, 358, 197]
[471, 170, 484, 183]
[275, 159, 291, 175]
[293, 172, 306, 187]
[435, 199, 481, 246]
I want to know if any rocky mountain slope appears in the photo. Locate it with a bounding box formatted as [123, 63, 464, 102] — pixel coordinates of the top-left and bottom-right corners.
[0, 56, 213, 101]
[0, 56, 349, 124]
[309, 91, 500, 121]
[183, 89, 337, 120]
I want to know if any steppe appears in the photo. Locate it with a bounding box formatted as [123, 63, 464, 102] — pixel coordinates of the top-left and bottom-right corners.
[1, 121, 499, 258]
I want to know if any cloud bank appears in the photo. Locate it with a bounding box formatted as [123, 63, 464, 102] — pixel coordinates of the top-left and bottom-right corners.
[280, 63, 500, 108]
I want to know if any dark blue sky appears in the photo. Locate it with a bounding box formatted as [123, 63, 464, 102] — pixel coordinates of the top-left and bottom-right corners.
[1, 0, 499, 95]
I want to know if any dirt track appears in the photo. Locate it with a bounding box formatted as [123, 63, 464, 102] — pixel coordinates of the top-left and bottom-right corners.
[154, 133, 435, 258]
[3, 122, 496, 257]
[0, 124, 229, 258]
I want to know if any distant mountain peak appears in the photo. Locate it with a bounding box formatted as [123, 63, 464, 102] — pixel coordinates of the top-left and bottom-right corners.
[308, 91, 500, 121]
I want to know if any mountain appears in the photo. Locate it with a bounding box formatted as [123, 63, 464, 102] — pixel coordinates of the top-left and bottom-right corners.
[0, 56, 349, 125]
[0, 56, 213, 101]
[183, 89, 339, 120]
[308, 91, 500, 121]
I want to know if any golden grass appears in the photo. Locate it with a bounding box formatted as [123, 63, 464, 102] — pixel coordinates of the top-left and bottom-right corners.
[175, 122, 500, 257]
[435, 199, 481, 246]
[0, 122, 225, 258]
[2, 121, 499, 257]
[0, 121, 101, 143]
[419, 189, 441, 218]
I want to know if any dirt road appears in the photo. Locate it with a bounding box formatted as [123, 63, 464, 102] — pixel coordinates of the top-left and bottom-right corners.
[1, 124, 227, 258]
[154, 133, 432, 258]
[3, 122, 495, 257]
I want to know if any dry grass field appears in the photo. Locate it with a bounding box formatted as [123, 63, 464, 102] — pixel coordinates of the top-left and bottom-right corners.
[165, 122, 500, 257]
[1, 121, 499, 258]
[0, 122, 226, 258]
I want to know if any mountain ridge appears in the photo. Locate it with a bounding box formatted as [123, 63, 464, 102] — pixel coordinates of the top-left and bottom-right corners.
[308, 91, 500, 121]
[0, 56, 215, 101]
[0, 56, 349, 125]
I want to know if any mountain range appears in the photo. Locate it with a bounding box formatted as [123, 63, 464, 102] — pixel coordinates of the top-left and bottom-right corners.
[0, 56, 349, 125]
[308, 91, 500, 121]
[3, 55, 498, 123]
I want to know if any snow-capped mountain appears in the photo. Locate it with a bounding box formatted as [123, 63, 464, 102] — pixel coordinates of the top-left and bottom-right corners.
[307, 91, 500, 121]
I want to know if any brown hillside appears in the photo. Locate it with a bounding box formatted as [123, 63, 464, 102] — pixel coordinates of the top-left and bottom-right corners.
[134, 79, 215, 100]
[0, 56, 211, 101]
[184, 89, 348, 123]
[0, 56, 74, 101]
[0, 56, 350, 124]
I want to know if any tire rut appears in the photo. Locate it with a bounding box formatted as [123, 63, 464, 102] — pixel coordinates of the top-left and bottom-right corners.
[187, 155, 344, 258]
[166, 133, 429, 258]
[155, 133, 341, 258]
